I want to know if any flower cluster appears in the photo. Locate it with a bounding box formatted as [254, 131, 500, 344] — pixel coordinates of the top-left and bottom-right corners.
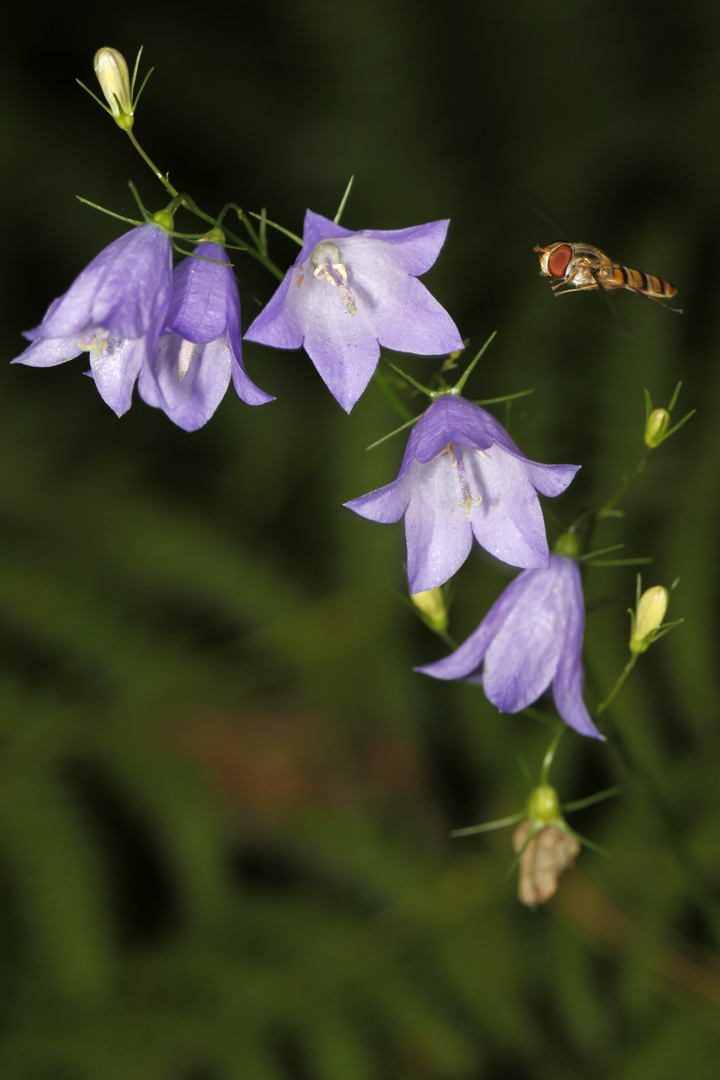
[8, 45, 690, 931]
[345, 393, 598, 737]
[13, 224, 272, 431]
[13, 198, 596, 737]
[367, 394, 679, 744]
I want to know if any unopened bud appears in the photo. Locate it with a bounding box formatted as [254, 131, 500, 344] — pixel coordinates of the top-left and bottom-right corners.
[150, 209, 174, 232]
[644, 407, 670, 448]
[553, 530, 579, 559]
[630, 585, 668, 653]
[94, 48, 133, 129]
[410, 587, 448, 633]
[526, 783, 561, 824]
[202, 227, 226, 247]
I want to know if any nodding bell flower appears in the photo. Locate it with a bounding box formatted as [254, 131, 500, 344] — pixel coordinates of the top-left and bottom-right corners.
[244, 210, 464, 412]
[416, 553, 604, 739]
[138, 237, 274, 431]
[13, 222, 173, 417]
[345, 395, 579, 592]
[94, 47, 134, 129]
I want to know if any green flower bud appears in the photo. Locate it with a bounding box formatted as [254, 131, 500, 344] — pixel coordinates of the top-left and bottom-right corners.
[94, 47, 134, 130]
[150, 209, 174, 232]
[410, 587, 448, 633]
[630, 585, 668, 653]
[203, 227, 226, 247]
[553, 530, 579, 558]
[526, 783, 561, 824]
[644, 407, 670, 448]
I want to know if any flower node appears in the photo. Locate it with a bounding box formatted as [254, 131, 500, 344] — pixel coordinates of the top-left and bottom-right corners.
[527, 783, 561, 823]
[410, 588, 448, 633]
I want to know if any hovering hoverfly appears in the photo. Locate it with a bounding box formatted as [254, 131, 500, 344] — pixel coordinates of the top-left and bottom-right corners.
[534, 241, 682, 312]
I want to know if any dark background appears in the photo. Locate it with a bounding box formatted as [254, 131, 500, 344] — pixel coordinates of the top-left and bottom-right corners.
[1, 3, 719, 1078]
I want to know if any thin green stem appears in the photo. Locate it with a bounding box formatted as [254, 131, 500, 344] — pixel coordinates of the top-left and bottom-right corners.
[562, 784, 624, 813]
[222, 206, 285, 281]
[383, 359, 434, 398]
[371, 370, 416, 422]
[247, 212, 303, 247]
[365, 416, 418, 452]
[539, 728, 565, 784]
[451, 813, 524, 838]
[598, 447, 652, 518]
[122, 135, 284, 280]
[453, 331, 497, 394]
[595, 653, 637, 716]
[334, 175, 355, 224]
[125, 129, 178, 197]
[435, 628, 458, 651]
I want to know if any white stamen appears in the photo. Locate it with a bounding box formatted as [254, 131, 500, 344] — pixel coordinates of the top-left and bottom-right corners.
[177, 339, 196, 381]
[311, 241, 357, 316]
[335, 282, 357, 316]
[442, 443, 483, 516]
[78, 330, 109, 359]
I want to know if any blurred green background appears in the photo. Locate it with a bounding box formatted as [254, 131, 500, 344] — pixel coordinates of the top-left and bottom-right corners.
[1, 2, 719, 1078]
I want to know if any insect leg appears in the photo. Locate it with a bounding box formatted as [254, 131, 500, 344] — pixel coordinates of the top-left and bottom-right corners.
[551, 283, 601, 297]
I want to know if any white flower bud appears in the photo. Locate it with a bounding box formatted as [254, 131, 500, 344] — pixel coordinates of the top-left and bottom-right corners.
[644, 407, 670, 448]
[630, 585, 669, 653]
[94, 48, 133, 128]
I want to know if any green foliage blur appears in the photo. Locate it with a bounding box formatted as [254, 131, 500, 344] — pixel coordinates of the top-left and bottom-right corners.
[1, 3, 719, 1078]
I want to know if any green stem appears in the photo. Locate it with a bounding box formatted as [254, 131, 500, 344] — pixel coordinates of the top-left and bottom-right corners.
[125, 129, 178, 197]
[435, 628, 458, 651]
[595, 653, 637, 716]
[451, 813, 524, 838]
[539, 727, 565, 784]
[453, 331, 497, 394]
[372, 369, 416, 422]
[598, 447, 652, 517]
[124, 134, 284, 280]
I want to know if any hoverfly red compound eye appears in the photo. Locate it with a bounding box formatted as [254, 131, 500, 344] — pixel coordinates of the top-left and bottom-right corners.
[547, 244, 573, 279]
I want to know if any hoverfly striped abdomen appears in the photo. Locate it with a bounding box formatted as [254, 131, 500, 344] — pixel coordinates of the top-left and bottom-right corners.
[534, 241, 681, 312]
[604, 263, 678, 302]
